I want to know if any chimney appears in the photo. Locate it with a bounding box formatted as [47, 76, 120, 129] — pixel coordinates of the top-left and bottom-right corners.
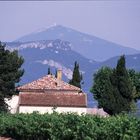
[57, 69, 62, 81]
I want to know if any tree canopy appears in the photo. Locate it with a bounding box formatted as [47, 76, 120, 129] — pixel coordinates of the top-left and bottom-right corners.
[91, 55, 135, 115]
[0, 42, 24, 112]
[91, 67, 116, 115]
[128, 69, 140, 101]
[69, 61, 82, 88]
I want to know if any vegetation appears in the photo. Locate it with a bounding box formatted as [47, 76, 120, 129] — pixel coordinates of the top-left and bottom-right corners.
[69, 61, 82, 88]
[128, 69, 140, 100]
[0, 112, 140, 140]
[91, 67, 116, 115]
[47, 67, 51, 75]
[91, 55, 136, 115]
[55, 69, 57, 78]
[0, 42, 24, 112]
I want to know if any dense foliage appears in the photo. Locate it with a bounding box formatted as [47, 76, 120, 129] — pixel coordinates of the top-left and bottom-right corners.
[0, 42, 24, 112]
[128, 69, 140, 100]
[91, 67, 117, 115]
[69, 61, 82, 88]
[0, 113, 140, 140]
[91, 55, 135, 115]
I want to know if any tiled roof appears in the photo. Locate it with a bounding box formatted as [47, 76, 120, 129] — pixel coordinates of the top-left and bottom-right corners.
[19, 93, 87, 107]
[18, 75, 80, 91]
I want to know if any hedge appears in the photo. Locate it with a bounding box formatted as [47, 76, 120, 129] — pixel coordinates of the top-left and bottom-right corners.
[0, 112, 140, 140]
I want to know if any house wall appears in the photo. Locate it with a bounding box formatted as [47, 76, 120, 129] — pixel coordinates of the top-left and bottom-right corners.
[5, 95, 19, 114]
[19, 106, 87, 115]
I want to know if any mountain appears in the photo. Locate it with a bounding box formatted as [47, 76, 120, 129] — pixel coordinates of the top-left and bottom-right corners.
[97, 53, 140, 71]
[6, 39, 98, 107]
[15, 25, 140, 61]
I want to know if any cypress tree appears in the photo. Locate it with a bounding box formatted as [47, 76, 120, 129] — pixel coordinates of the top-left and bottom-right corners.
[116, 55, 133, 98]
[112, 55, 134, 112]
[47, 67, 51, 75]
[69, 61, 82, 88]
[55, 69, 57, 78]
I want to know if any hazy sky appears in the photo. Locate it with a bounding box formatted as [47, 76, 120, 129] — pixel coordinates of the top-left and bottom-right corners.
[0, 1, 140, 50]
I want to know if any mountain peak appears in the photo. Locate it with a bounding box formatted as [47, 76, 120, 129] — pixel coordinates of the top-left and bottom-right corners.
[46, 24, 70, 32]
[32, 23, 60, 34]
[15, 25, 140, 61]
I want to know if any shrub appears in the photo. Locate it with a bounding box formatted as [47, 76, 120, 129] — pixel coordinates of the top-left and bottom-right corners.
[0, 113, 140, 140]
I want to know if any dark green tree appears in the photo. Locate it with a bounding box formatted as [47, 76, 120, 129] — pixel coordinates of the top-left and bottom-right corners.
[91, 55, 135, 115]
[91, 67, 116, 115]
[111, 55, 135, 113]
[47, 67, 51, 75]
[114, 55, 134, 99]
[69, 61, 82, 88]
[128, 69, 140, 100]
[0, 42, 24, 112]
[55, 69, 57, 78]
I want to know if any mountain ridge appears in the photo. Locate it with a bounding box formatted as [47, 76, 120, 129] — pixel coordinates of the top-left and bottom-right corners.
[14, 25, 140, 61]
[96, 53, 140, 71]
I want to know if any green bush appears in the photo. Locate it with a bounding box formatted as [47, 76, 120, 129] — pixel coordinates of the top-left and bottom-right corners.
[0, 113, 140, 140]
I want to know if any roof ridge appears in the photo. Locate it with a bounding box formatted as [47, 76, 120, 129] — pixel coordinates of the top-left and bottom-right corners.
[18, 74, 81, 91]
[21, 92, 85, 95]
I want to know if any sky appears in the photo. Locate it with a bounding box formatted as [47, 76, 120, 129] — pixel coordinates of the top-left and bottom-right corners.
[0, 1, 140, 50]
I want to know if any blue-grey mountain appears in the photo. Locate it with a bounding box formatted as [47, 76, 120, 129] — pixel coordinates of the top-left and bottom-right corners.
[97, 54, 140, 71]
[15, 25, 139, 61]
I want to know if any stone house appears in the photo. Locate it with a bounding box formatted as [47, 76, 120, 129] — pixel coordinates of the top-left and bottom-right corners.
[17, 70, 87, 114]
[6, 70, 108, 116]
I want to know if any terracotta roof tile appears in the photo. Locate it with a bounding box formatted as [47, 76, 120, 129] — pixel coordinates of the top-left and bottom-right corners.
[18, 75, 80, 91]
[19, 93, 87, 107]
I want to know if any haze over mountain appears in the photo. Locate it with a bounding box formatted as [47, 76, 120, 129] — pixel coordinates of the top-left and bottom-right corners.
[15, 25, 140, 61]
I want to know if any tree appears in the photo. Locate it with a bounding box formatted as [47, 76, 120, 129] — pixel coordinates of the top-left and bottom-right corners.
[47, 67, 51, 75]
[0, 42, 24, 112]
[55, 69, 57, 78]
[91, 67, 116, 115]
[69, 61, 82, 88]
[91, 55, 135, 115]
[128, 69, 140, 100]
[113, 55, 135, 113]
